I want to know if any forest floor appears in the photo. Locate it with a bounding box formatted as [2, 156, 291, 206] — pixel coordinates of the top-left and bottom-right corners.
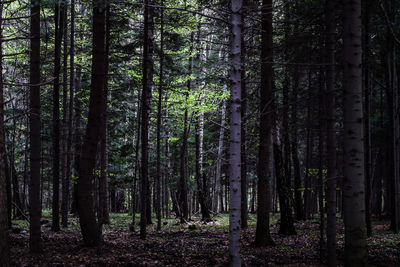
[9, 211, 400, 266]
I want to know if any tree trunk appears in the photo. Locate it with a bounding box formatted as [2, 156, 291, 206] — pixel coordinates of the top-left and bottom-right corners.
[343, 0, 367, 264]
[140, 0, 154, 239]
[274, 129, 296, 236]
[178, 33, 193, 223]
[255, 0, 274, 247]
[325, 0, 337, 264]
[155, 0, 164, 230]
[77, 0, 108, 246]
[240, 5, 248, 229]
[52, 0, 65, 232]
[0, 3, 9, 263]
[62, 0, 75, 227]
[29, 0, 42, 252]
[100, 2, 111, 226]
[229, 0, 242, 264]
[214, 99, 226, 214]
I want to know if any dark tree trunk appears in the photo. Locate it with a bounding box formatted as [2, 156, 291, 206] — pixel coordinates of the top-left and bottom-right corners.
[274, 135, 296, 236]
[363, 0, 372, 238]
[140, 0, 154, 239]
[155, 0, 164, 230]
[60, 2, 68, 229]
[255, 0, 274, 247]
[52, 0, 65, 232]
[343, 0, 367, 264]
[0, 3, 10, 263]
[325, 0, 337, 265]
[62, 0, 75, 227]
[178, 33, 193, 224]
[29, 0, 42, 253]
[77, 0, 108, 246]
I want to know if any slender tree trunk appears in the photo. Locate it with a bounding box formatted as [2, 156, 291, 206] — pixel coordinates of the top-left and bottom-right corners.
[164, 91, 170, 218]
[52, 0, 65, 232]
[240, 6, 248, 229]
[100, 2, 111, 226]
[178, 33, 193, 224]
[214, 100, 226, 213]
[343, 0, 367, 264]
[363, 0, 372, 238]
[304, 81, 312, 220]
[229, 0, 242, 264]
[291, 44, 303, 221]
[325, 0, 337, 265]
[97, 4, 111, 254]
[60, 2, 68, 228]
[140, 0, 154, 239]
[155, 0, 164, 230]
[318, 54, 325, 263]
[131, 93, 141, 231]
[0, 3, 10, 263]
[77, 0, 108, 246]
[62, 0, 75, 227]
[274, 129, 296, 236]
[29, 0, 42, 252]
[255, 0, 274, 247]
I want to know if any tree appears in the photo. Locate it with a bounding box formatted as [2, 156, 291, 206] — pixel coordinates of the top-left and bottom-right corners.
[140, 0, 154, 239]
[77, 0, 108, 246]
[229, 0, 242, 265]
[343, 0, 367, 265]
[29, 0, 42, 253]
[325, 0, 337, 265]
[255, 0, 274, 248]
[52, 0, 65, 232]
[0, 3, 9, 264]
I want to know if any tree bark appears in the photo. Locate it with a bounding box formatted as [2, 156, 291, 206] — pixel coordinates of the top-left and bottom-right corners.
[77, 0, 108, 246]
[52, 0, 65, 232]
[0, 2, 9, 263]
[62, 0, 75, 227]
[155, 0, 164, 230]
[140, 0, 154, 239]
[255, 0, 274, 247]
[343, 0, 367, 264]
[325, 0, 337, 265]
[229, 0, 242, 264]
[29, 0, 42, 253]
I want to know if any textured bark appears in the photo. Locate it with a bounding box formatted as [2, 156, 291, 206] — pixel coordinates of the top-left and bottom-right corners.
[131, 93, 141, 231]
[155, 0, 164, 230]
[325, 0, 337, 265]
[0, 3, 9, 263]
[194, 29, 210, 222]
[255, 0, 274, 248]
[214, 100, 226, 213]
[29, 0, 42, 253]
[100, 3, 111, 225]
[140, 0, 154, 239]
[62, 0, 75, 227]
[229, 0, 242, 264]
[291, 43, 302, 221]
[363, 0, 372, 238]
[77, 0, 107, 246]
[60, 2, 68, 229]
[240, 4, 248, 229]
[52, 0, 65, 232]
[178, 33, 193, 224]
[164, 90, 170, 218]
[343, 0, 367, 265]
[274, 132, 296, 236]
